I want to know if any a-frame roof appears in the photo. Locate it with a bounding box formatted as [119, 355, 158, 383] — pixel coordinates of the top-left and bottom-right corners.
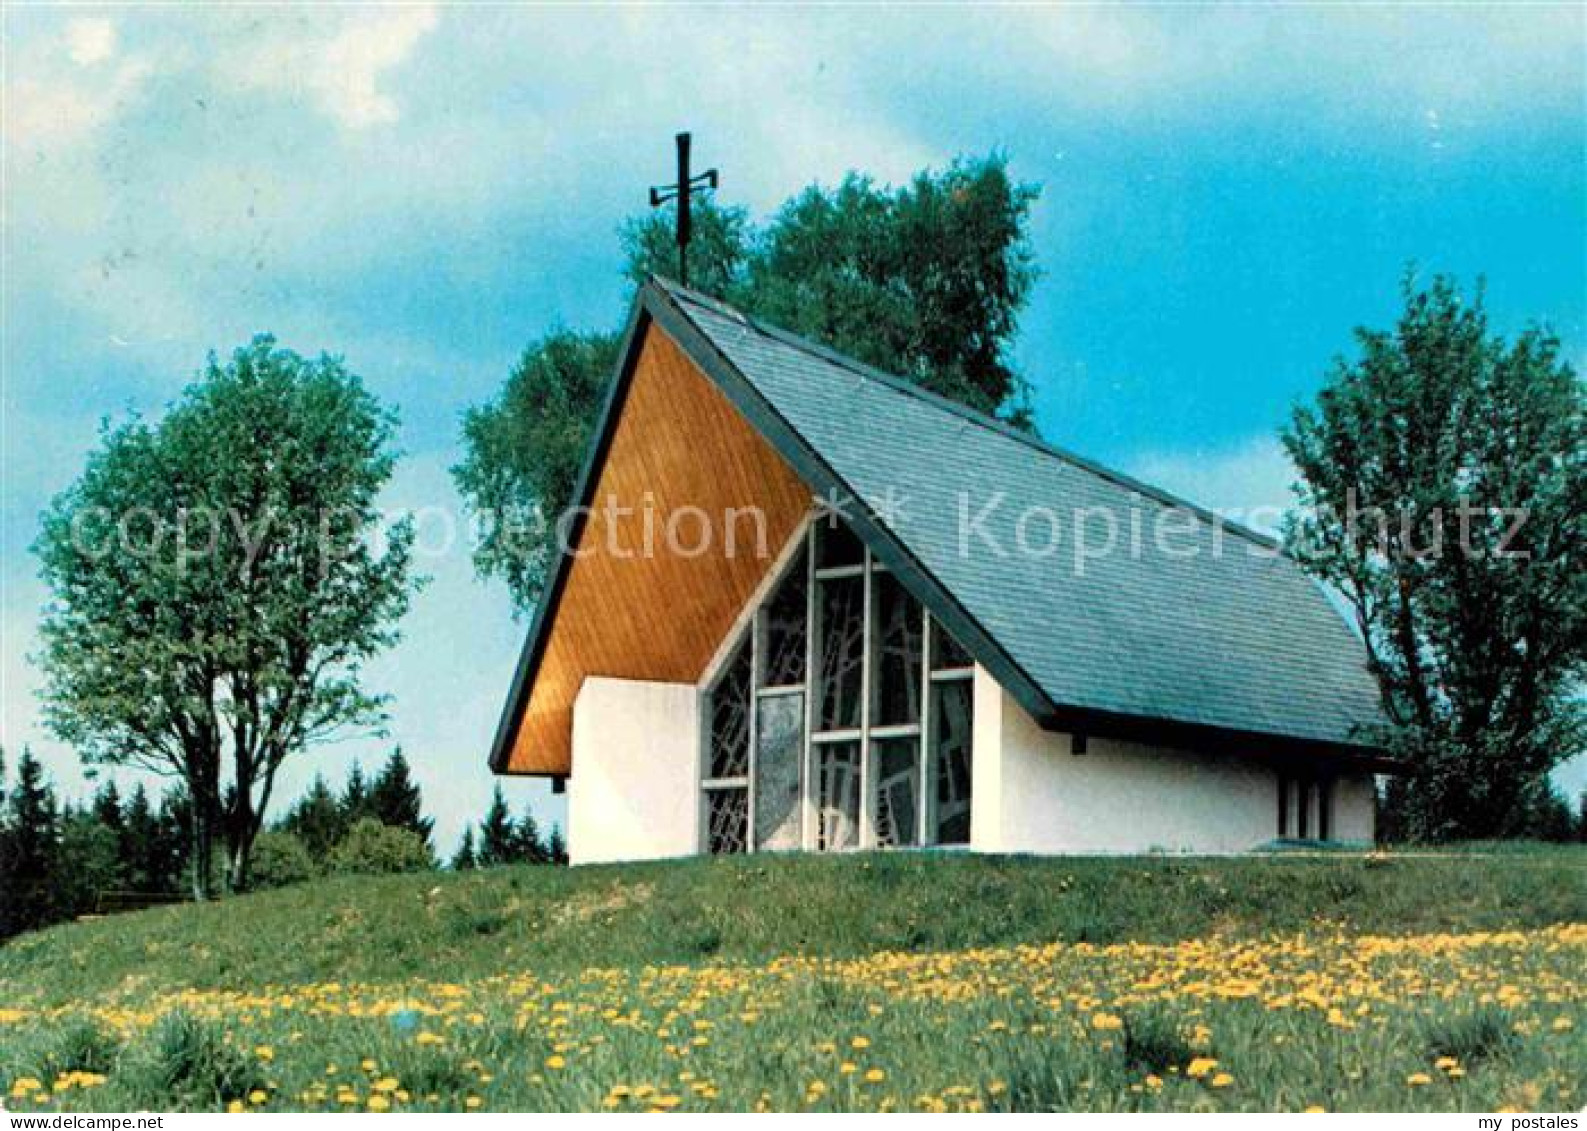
[491, 277, 1389, 777]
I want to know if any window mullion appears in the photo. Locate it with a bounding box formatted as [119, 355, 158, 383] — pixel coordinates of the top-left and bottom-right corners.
[859, 545, 875, 849]
[801, 525, 817, 852]
[919, 610, 934, 846]
[746, 603, 760, 854]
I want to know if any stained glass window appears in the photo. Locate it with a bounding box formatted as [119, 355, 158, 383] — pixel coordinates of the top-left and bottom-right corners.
[815, 741, 861, 850]
[754, 693, 804, 851]
[815, 574, 864, 731]
[815, 518, 865, 569]
[762, 566, 807, 688]
[706, 788, 748, 855]
[703, 519, 977, 856]
[872, 736, 921, 847]
[707, 637, 752, 780]
[872, 572, 923, 726]
[932, 624, 973, 671]
[929, 680, 973, 844]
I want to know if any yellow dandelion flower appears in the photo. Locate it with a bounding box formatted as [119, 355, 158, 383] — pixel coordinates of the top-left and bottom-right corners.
[367, 1094, 390, 1111]
[1210, 1073, 1234, 1089]
[545, 1055, 566, 1070]
[372, 1077, 400, 1094]
[864, 1068, 886, 1083]
[1186, 1058, 1218, 1080]
[851, 1036, 871, 1050]
[1406, 1073, 1432, 1087]
[1090, 1012, 1124, 1032]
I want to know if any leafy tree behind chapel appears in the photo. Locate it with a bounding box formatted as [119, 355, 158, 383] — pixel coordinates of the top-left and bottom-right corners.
[455, 155, 1040, 612]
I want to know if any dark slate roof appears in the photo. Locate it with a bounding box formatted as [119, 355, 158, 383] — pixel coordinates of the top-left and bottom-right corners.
[647, 278, 1386, 757]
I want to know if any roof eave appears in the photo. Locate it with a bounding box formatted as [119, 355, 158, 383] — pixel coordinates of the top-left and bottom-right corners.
[1037, 700, 1401, 773]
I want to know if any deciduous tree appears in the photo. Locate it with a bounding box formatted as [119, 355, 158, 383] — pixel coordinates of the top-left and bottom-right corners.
[34, 337, 417, 895]
[1284, 274, 1585, 839]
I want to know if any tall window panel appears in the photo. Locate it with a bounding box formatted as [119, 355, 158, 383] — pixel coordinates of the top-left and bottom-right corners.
[872, 736, 921, 847]
[705, 788, 748, 855]
[703, 635, 753, 855]
[707, 637, 753, 781]
[761, 567, 807, 688]
[815, 574, 865, 732]
[871, 573, 923, 727]
[815, 740, 862, 850]
[928, 676, 974, 845]
[754, 693, 804, 851]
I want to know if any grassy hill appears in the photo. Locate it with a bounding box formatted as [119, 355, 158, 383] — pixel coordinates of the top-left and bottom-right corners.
[3, 849, 1584, 1112]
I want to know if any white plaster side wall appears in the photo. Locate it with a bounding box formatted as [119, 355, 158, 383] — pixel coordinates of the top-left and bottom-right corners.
[970, 667, 1010, 853]
[1330, 773, 1377, 844]
[973, 673, 1375, 854]
[568, 677, 700, 865]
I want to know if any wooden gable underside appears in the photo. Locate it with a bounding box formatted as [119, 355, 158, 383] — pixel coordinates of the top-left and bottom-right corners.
[501, 324, 811, 775]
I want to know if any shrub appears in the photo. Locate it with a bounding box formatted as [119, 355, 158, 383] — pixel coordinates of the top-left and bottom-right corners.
[34, 1019, 122, 1080]
[134, 1012, 261, 1108]
[1422, 1004, 1518, 1065]
[249, 830, 317, 890]
[329, 818, 433, 876]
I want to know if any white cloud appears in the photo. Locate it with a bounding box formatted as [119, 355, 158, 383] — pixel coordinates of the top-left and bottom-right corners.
[1123, 435, 1297, 538]
[238, 5, 441, 129]
[4, 58, 152, 153]
[65, 18, 117, 67]
[1121, 439, 1356, 643]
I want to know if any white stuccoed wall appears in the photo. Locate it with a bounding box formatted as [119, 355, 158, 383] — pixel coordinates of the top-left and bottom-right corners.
[969, 668, 1375, 853]
[568, 677, 700, 865]
[1329, 774, 1376, 843]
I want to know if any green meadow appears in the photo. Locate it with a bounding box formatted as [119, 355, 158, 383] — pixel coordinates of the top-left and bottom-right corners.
[2, 848, 1583, 1112]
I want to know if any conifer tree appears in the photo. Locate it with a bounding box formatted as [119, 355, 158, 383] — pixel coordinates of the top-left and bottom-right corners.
[91, 780, 125, 843]
[514, 805, 547, 865]
[122, 784, 164, 891]
[2, 751, 62, 936]
[340, 763, 372, 828]
[369, 749, 434, 848]
[282, 774, 345, 859]
[450, 826, 478, 871]
[478, 786, 516, 867]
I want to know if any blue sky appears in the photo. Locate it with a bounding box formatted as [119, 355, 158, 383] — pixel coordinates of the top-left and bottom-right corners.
[3, 5, 1583, 853]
